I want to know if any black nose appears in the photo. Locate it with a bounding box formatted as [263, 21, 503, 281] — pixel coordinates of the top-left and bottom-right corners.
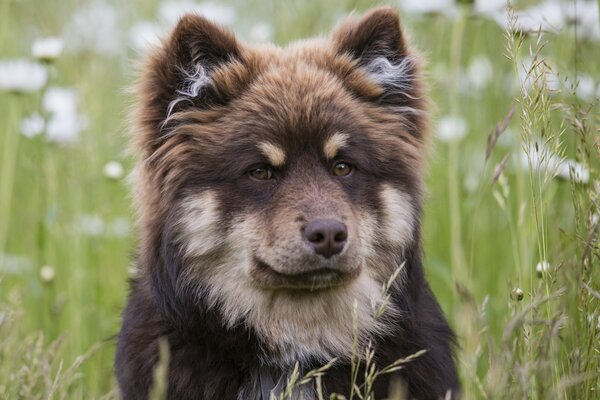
[304, 219, 348, 258]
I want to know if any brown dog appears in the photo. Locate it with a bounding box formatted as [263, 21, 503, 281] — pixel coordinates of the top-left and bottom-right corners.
[116, 7, 459, 399]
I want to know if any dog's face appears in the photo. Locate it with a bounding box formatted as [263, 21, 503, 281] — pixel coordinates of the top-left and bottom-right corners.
[133, 7, 428, 365]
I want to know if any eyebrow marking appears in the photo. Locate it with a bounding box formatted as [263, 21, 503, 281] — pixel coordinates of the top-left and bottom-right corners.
[323, 132, 349, 159]
[258, 142, 286, 167]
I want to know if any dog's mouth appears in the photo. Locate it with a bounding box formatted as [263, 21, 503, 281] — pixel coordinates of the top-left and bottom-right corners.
[249, 257, 360, 291]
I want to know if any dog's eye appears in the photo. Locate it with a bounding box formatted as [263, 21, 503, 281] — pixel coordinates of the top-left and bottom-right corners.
[332, 161, 353, 177]
[249, 166, 274, 181]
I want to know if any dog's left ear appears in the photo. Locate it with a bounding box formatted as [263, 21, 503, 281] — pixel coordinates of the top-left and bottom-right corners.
[332, 7, 425, 132]
[333, 7, 408, 66]
[134, 15, 247, 155]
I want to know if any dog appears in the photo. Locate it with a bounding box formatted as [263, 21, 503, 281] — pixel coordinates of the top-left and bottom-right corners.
[115, 7, 459, 399]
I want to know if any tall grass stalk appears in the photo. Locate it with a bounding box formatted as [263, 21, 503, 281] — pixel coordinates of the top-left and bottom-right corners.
[447, 4, 468, 286]
[0, 96, 21, 255]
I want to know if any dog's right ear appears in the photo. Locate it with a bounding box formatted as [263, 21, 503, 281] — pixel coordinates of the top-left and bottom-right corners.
[135, 15, 242, 151]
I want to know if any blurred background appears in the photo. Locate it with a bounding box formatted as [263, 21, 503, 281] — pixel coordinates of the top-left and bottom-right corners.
[0, 0, 599, 398]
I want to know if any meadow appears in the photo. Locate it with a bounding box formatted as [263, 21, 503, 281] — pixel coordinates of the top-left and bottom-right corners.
[0, 0, 599, 398]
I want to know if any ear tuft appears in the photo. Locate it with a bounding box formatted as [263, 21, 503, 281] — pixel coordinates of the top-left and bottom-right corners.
[332, 7, 419, 98]
[332, 8, 427, 138]
[135, 14, 243, 152]
[163, 15, 241, 117]
[333, 7, 407, 66]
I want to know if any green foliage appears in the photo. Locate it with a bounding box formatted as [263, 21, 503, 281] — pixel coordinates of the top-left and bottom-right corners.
[0, 0, 599, 398]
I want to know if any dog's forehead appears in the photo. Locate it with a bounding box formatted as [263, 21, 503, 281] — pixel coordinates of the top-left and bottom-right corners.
[227, 64, 361, 156]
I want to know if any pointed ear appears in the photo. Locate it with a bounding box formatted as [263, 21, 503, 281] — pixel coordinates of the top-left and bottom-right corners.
[332, 7, 408, 66]
[135, 14, 242, 150]
[332, 7, 427, 137]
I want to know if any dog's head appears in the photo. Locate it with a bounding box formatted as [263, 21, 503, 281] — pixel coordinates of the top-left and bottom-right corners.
[132, 7, 429, 364]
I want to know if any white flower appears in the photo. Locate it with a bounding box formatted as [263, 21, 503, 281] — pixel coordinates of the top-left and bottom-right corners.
[32, 37, 64, 60]
[467, 56, 493, 90]
[108, 217, 131, 237]
[39, 265, 56, 283]
[474, 0, 506, 17]
[64, 1, 121, 56]
[400, 0, 456, 16]
[536, 260, 550, 277]
[46, 114, 87, 143]
[519, 141, 589, 184]
[0, 253, 32, 274]
[495, 1, 566, 33]
[566, 1, 600, 42]
[43, 87, 87, 143]
[0, 59, 47, 93]
[20, 113, 45, 138]
[556, 159, 590, 184]
[104, 161, 124, 180]
[518, 140, 560, 175]
[575, 75, 597, 102]
[129, 21, 164, 53]
[158, 1, 236, 26]
[249, 22, 273, 43]
[75, 214, 105, 236]
[43, 87, 78, 115]
[437, 116, 467, 142]
[587, 314, 600, 330]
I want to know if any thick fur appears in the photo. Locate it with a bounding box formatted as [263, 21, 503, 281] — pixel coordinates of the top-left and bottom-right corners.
[116, 7, 459, 399]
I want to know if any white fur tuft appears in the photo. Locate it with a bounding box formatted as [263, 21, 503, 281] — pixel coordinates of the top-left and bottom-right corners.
[165, 63, 212, 123]
[379, 185, 416, 248]
[364, 56, 416, 92]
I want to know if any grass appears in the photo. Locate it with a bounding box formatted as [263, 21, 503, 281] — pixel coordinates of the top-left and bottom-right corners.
[1, 0, 599, 398]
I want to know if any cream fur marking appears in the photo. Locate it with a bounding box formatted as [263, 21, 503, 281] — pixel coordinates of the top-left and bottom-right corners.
[179, 212, 398, 367]
[177, 190, 224, 257]
[258, 142, 286, 167]
[323, 132, 349, 159]
[379, 185, 415, 247]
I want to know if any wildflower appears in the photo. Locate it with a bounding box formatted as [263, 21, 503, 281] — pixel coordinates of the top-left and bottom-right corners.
[473, 0, 506, 18]
[64, 1, 121, 56]
[75, 214, 105, 237]
[249, 22, 273, 43]
[103, 161, 124, 180]
[32, 37, 64, 61]
[128, 22, 164, 53]
[518, 140, 560, 176]
[536, 260, 550, 278]
[158, 1, 236, 26]
[587, 314, 600, 330]
[108, 217, 131, 238]
[566, 1, 600, 42]
[43, 87, 87, 143]
[467, 56, 493, 90]
[574, 75, 597, 102]
[556, 159, 590, 184]
[39, 265, 56, 283]
[20, 113, 45, 138]
[0, 253, 33, 274]
[0, 59, 47, 93]
[511, 287, 524, 301]
[494, 1, 566, 33]
[400, 0, 456, 16]
[437, 116, 467, 142]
